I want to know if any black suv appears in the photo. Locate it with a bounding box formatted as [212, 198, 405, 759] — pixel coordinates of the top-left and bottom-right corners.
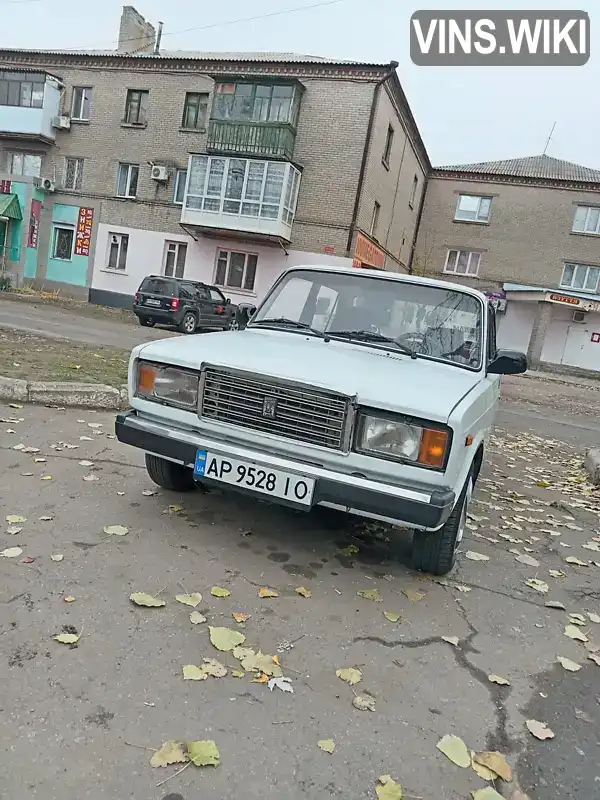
[133, 276, 237, 334]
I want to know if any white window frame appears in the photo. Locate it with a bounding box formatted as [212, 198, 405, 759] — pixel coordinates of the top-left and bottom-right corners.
[444, 248, 481, 277]
[7, 152, 41, 177]
[214, 249, 258, 292]
[409, 175, 418, 208]
[106, 232, 129, 271]
[116, 163, 139, 199]
[572, 205, 600, 235]
[163, 241, 187, 278]
[64, 157, 84, 190]
[71, 87, 92, 121]
[173, 169, 187, 205]
[454, 194, 492, 223]
[370, 201, 380, 238]
[560, 262, 600, 293]
[51, 225, 75, 261]
[382, 125, 394, 166]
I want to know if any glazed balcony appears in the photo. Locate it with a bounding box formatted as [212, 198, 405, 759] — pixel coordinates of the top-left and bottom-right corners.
[207, 119, 296, 161]
[0, 70, 62, 144]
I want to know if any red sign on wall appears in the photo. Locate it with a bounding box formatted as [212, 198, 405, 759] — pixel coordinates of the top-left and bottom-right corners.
[74, 206, 94, 257]
[28, 199, 42, 249]
[0, 180, 12, 194]
[591, 333, 600, 343]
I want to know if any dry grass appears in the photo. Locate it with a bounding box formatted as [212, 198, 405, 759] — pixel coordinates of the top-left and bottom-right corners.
[1, 287, 135, 324]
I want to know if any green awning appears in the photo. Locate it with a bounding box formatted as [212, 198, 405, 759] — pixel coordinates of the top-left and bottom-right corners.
[0, 193, 22, 220]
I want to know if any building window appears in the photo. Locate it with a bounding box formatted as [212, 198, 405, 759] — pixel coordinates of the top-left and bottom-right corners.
[185, 155, 300, 224]
[124, 90, 149, 125]
[212, 83, 300, 126]
[71, 87, 92, 121]
[444, 249, 481, 277]
[107, 233, 129, 271]
[0, 72, 44, 108]
[173, 169, 187, 204]
[182, 92, 208, 130]
[409, 175, 418, 208]
[64, 157, 84, 190]
[573, 206, 600, 235]
[214, 250, 257, 291]
[382, 125, 394, 167]
[561, 262, 600, 293]
[455, 194, 492, 223]
[116, 163, 139, 198]
[370, 201, 381, 238]
[7, 152, 41, 177]
[164, 241, 187, 278]
[52, 226, 74, 260]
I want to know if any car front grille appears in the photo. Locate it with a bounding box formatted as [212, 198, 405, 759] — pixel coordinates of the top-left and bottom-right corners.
[199, 367, 349, 450]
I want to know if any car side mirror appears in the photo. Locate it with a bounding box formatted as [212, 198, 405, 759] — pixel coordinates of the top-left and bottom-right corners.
[235, 303, 257, 330]
[487, 349, 528, 375]
[225, 298, 230, 304]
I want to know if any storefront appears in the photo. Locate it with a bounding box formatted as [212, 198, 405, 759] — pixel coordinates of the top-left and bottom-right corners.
[352, 232, 386, 270]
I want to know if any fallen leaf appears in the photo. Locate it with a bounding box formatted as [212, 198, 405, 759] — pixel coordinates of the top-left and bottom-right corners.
[537, 480, 550, 488]
[12, 443, 25, 450]
[190, 611, 207, 624]
[79, 460, 94, 467]
[175, 592, 203, 608]
[525, 578, 549, 594]
[454, 584, 472, 593]
[526, 719, 554, 740]
[357, 588, 383, 602]
[472, 751, 512, 782]
[488, 674, 510, 686]
[232, 646, 255, 661]
[295, 586, 312, 598]
[1, 547, 23, 558]
[442, 636, 460, 647]
[383, 611, 402, 623]
[232, 669, 245, 678]
[568, 613, 586, 625]
[516, 554, 540, 567]
[201, 658, 228, 677]
[436, 734, 471, 768]
[317, 739, 335, 754]
[340, 544, 359, 556]
[142, 489, 156, 496]
[589, 653, 600, 666]
[209, 626, 246, 652]
[376, 775, 403, 800]
[587, 612, 600, 624]
[186, 740, 220, 767]
[210, 586, 231, 598]
[548, 569, 566, 578]
[6, 526, 22, 535]
[564, 624, 588, 642]
[268, 676, 293, 693]
[182, 665, 209, 681]
[258, 587, 278, 598]
[565, 557, 588, 567]
[336, 667, 362, 686]
[232, 612, 250, 623]
[465, 551, 490, 562]
[50, 553, 64, 562]
[557, 656, 581, 672]
[63, 596, 76, 603]
[471, 752, 497, 781]
[5, 515, 26, 524]
[39, 516, 53, 521]
[103, 524, 128, 536]
[402, 589, 425, 602]
[21, 556, 36, 564]
[41, 475, 52, 481]
[130, 591, 166, 608]
[8, 403, 23, 409]
[545, 600, 566, 610]
[168, 504, 183, 513]
[472, 789, 504, 800]
[54, 633, 80, 644]
[252, 672, 269, 684]
[150, 740, 188, 768]
[240, 651, 282, 677]
[87, 422, 103, 429]
[352, 695, 375, 711]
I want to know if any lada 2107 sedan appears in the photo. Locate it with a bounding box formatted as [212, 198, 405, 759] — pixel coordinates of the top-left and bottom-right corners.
[115, 265, 527, 575]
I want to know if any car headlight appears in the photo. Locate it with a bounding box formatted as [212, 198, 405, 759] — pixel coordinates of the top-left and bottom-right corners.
[357, 414, 450, 468]
[136, 362, 198, 408]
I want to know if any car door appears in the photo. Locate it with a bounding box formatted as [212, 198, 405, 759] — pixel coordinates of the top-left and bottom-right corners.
[208, 286, 230, 329]
[193, 284, 214, 327]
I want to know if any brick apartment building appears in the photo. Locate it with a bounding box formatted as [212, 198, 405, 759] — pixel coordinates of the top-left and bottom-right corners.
[0, 5, 429, 309]
[414, 155, 600, 373]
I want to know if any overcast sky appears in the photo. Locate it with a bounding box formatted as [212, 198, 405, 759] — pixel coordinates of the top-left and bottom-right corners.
[2, 0, 596, 168]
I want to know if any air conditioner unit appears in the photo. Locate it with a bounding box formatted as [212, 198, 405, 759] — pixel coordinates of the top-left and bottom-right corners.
[51, 115, 71, 130]
[41, 177, 56, 192]
[572, 310, 586, 322]
[151, 165, 168, 181]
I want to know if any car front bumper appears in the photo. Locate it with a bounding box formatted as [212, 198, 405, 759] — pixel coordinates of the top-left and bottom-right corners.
[115, 411, 456, 531]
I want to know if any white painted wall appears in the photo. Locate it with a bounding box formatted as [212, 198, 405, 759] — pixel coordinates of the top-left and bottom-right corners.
[497, 302, 533, 352]
[91, 223, 352, 305]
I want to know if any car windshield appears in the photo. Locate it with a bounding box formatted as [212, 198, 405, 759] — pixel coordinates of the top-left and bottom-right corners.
[251, 269, 484, 369]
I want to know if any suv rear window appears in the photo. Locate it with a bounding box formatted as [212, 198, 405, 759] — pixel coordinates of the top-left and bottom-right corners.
[140, 277, 178, 296]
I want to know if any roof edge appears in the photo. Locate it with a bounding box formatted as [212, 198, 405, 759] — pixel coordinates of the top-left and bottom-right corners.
[429, 169, 600, 191]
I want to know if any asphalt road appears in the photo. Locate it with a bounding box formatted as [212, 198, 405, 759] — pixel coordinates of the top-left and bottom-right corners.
[1, 402, 599, 800]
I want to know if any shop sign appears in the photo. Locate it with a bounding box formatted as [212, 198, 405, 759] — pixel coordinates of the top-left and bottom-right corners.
[353, 233, 385, 269]
[592, 333, 600, 343]
[28, 199, 42, 248]
[0, 180, 12, 194]
[75, 207, 94, 257]
[485, 290, 507, 313]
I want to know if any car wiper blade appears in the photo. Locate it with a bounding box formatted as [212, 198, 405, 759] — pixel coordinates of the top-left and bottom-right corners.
[330, 329, 418, 358]
[251, 317, 329, 339]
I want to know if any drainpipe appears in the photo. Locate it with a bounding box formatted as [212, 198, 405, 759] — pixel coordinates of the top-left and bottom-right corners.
[345, 60, 399, 257]
[407, 173, 428, 274]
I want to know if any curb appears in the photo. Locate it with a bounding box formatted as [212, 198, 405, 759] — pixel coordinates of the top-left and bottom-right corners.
[0, 375, 128, 410]
[584, 449, 600, 486]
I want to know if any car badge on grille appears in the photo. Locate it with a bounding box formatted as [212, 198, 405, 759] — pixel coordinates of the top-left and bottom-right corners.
[262, 397, 278, 418]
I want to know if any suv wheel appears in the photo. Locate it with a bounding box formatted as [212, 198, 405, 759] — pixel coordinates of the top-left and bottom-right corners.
[179, 312, 197, 334]
[411, 471, 473, 576]
[145, 454, 197, 492]
[139, 317, 155, 327]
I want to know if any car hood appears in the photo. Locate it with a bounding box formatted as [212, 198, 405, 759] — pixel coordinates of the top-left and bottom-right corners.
[137, 329, 481, 423]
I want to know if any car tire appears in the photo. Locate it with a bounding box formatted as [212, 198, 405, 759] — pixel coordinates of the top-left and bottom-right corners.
[411, 471, 473, 576]
[139, 317, 155, 327]
[179, 312, 197, 334]
[145, 453, 197, 492]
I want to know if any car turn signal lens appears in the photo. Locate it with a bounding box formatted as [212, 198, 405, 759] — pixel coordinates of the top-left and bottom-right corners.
[137, 362, 158, 395]
[418, 428, 449, 468]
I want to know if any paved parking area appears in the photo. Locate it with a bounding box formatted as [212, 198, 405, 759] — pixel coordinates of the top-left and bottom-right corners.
[1, 403, 599, 800]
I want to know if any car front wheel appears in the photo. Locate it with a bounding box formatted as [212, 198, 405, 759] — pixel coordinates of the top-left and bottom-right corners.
[179, 312, 197, 334]
[145, 454, 197, 492]
[411, 471, 473, 576]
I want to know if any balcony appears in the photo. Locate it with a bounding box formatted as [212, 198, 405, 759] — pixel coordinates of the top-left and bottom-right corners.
[0, 71, 62, 144]
[207, 120, 296, 161]
[181, 154, 301, 243]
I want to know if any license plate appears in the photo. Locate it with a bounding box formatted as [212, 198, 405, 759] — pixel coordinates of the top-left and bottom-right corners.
[145, 298, 161, 306]
[194, 450, 315, 506]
